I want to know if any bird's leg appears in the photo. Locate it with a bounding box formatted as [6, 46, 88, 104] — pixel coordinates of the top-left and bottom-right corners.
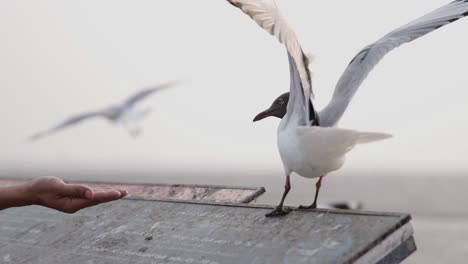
[130, 126, 142, 137]
[125, 123, 142, 137]
[310, 176, 323, 209]
[298, 176, 324, 210]
[265, 175, 292, 217]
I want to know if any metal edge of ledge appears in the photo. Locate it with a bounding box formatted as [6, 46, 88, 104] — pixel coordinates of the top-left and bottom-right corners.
[376, 236, 417, 264]
[350, 216, 414, 264]
[122, 196, 412, 220]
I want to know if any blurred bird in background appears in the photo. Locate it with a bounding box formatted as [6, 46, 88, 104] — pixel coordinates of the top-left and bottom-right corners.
[28, 81, 181, 141]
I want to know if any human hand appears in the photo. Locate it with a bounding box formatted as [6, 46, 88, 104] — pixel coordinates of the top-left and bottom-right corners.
[24, 176, 127, 213]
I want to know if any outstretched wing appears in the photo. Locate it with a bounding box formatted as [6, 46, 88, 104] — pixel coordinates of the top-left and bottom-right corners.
[28, 111, 104, 141]
[123, 81, 180, 108]
[319, 0, 468, 126]
[226, 0, 313, 98]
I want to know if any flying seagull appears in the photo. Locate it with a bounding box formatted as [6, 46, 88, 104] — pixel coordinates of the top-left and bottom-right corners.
[29, 81, 180, 141]
[229, 0, 468, 217]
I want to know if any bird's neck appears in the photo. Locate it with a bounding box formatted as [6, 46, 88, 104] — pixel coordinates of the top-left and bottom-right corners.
[279, 109, 306, 132]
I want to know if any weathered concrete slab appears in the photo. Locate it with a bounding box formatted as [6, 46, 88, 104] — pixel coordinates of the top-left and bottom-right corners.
[0, 199, 415, 264]
[0, 179, 265, 203]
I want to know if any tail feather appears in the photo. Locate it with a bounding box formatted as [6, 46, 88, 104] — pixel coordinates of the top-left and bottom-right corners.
[356, 132, 392, 144]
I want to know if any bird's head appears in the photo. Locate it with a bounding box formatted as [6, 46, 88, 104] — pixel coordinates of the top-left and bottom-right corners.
[253, 92, 289, 122]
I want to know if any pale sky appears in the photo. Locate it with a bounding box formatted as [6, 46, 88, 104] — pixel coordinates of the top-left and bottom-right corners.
[1, 0, 468, 175]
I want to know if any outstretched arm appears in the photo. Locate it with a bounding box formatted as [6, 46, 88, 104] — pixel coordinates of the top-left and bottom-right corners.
[0, 177, 127, 213]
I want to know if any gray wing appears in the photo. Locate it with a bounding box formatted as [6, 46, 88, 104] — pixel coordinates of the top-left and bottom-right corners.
[287, 52, 310, 126]
[319, 0, 468, 127]
[226, 0, 314, 98]
[28, 111, 104, 141]
[123, 81, 180, 108]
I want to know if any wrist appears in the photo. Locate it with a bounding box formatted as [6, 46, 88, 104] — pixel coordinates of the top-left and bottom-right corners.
[0, 182, 35, 210]
[9, 182, 37, 206]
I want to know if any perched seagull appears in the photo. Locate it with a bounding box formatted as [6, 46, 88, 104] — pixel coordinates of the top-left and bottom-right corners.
[29, 81, 179, 141]
[228, 0, 468, 217]
[254, 93, 363, 211]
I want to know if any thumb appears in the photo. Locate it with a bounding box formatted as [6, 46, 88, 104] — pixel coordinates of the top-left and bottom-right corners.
[61, 184, 94, 199]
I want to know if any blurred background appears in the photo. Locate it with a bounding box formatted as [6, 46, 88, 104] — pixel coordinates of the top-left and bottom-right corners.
[1, 0, 467, 263]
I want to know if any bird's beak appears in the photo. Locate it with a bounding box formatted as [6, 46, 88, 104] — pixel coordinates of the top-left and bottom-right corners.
[253, 106, 279, 122]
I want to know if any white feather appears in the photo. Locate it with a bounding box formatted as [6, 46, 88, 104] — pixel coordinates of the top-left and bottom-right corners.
[278, 126, 391, 179]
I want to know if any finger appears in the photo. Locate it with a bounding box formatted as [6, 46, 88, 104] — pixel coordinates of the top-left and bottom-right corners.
[118, 189, 128, 197]
[60, 184, 94, 199]
[92, 189, 123, 203]
[60, 190, 123, 213]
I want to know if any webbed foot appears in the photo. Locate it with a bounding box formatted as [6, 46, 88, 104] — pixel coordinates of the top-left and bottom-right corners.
[265, 206, 291, 217]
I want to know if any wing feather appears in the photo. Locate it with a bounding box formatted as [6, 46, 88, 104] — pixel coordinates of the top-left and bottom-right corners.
[28, 111, 104, 141]
[227, 0, 313, 98]
[319, 0, 468, 126]
[123, 81, 180, 107]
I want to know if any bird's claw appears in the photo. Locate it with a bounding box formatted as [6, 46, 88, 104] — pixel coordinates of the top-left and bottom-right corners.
[265, 206, 291, 217]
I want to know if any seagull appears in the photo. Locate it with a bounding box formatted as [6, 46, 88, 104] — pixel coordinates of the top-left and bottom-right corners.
[28, 81, 180, 141]
[228, 0, 468, 217]
[254, 93, 363, 211]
